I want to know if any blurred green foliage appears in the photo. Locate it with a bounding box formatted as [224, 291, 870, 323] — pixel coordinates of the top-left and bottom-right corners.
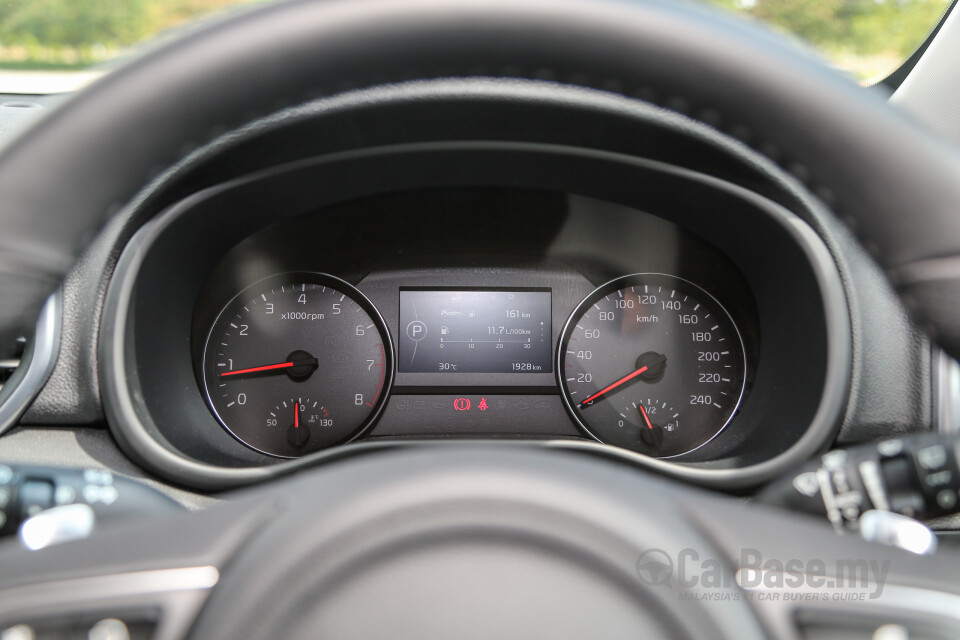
[0, 0, 953, 78]
[0, 0, 149, 48]
[707, 0, 951, 56]
[0, 0, 247, 68]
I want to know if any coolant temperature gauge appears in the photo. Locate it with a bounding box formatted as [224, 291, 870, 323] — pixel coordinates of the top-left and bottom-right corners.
[268, 398, 332, 449]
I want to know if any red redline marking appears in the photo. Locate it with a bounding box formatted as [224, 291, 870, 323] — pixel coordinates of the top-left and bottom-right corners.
[579, 365, 649, 407]
[371, 343, 385, 403]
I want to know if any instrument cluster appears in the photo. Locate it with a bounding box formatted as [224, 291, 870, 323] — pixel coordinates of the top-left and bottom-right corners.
[199, 268, 749, 459]
[189, 188, 765, 461]
[101, 148, 845, 491]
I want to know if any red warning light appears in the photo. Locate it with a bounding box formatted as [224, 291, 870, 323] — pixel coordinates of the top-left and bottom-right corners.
[478, 398, 489, 411]
[453, 398, 471, 411]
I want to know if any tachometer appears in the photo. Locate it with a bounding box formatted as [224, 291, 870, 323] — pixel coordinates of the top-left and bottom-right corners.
[558, 273, 746, 458]
[201, 273, 393, 458]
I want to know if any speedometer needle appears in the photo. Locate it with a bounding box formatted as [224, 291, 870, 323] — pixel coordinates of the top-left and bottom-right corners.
[578, 365, 650, 407]
[221, 357, 318, 377]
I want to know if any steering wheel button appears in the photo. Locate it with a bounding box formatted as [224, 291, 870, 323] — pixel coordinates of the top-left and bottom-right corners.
[917, 445, 948, 470]
[82, 484, 119, 506]
[87, 618, 131, 640]
[53, 484, 75, 506]
[82, 469, 113, 485]
[0, 626, 34, 640]
[922, 470, 952, 488]
[936, 489, 958, 511]
[18, 479, 54, 515]
[877, 440, 904, 457]
[872, 625, 910, 640]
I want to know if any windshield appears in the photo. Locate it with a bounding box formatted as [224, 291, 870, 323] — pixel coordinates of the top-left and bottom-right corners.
[708, 0, 954, 82]
[0, 0, 953, 93]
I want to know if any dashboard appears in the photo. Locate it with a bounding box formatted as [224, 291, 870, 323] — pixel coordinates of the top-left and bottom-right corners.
[95, 123, 852, 490]
[0, 76, 931, 496]
[4, 4, 960, 638]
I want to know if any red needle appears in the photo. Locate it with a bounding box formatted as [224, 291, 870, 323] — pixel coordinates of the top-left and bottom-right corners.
[294, 402, 299, 429]
[220, 356, 317, 377]
[221, 361, 295, 377]
[638, 403, 654, 430]
[578, 365, 649, 407]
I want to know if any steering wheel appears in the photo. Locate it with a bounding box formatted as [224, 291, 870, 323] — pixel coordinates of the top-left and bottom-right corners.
[2, 1, 960, 638]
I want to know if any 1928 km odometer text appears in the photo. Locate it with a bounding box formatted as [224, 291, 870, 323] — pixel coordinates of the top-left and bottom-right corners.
[558, 274, 746, 458]
[201, 273, 392, 458]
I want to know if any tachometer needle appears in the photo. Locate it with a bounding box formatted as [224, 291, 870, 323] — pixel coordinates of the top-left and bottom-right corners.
[578, 365, 649, 408]
[294, 402, 299, 429]
[221, 357, 318, 377]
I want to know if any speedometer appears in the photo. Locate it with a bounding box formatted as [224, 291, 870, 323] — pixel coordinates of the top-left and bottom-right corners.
[558, 274, 746, 458]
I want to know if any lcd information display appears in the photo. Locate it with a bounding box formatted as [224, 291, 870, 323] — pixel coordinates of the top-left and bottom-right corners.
[398, 290, 552, 373]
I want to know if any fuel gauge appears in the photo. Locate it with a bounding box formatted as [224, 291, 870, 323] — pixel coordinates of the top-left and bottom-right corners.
[629, 399, 679, 455]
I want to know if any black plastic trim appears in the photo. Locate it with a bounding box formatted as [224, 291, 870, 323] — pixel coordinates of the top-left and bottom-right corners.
[0, 293, 61, 437]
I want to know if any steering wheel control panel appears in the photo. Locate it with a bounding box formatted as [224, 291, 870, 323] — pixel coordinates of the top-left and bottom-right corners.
[0, 464, 181, 545]
[760, 433, 960, 527]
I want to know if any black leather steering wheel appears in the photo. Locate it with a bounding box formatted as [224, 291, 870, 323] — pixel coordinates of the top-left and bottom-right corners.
[2, 0, 960, 638]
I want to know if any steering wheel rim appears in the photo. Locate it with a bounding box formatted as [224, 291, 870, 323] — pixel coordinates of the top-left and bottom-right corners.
[185, 446, 768, 640]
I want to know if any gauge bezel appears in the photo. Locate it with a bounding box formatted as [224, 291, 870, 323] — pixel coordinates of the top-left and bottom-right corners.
[556, 272, 748, 458]
[200, 271, 395, 458]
